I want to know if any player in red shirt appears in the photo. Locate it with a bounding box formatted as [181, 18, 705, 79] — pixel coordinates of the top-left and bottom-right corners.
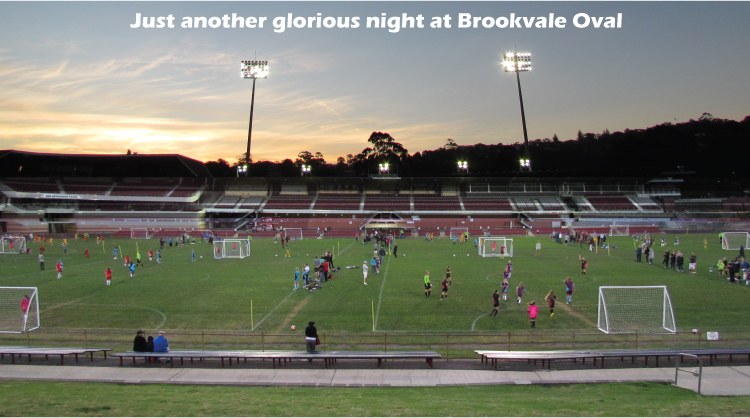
[105, 268, 112, 286]
[124, 255, 130, 268]
[39, 246, 45, 255]
[148, 250, 154, 261]
[20, 295, 31, 327]
[84, 248, 89, 258]
[56, 261, 63, 279]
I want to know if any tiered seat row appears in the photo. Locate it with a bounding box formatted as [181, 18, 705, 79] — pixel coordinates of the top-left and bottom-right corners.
[315, 193, 362, 210]
[462, 197, 513, 211]
[512, 197, 536, 210]
[412, 196, 461, 211]
[3, 180, 60, 193]
[538, 197, 566, 210]
[586, 196, 638, 211]
[263, 196, 314, 210]
[363, 194, 410, 211]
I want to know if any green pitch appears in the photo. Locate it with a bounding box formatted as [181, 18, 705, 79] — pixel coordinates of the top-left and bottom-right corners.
[0, 233, 746, 334]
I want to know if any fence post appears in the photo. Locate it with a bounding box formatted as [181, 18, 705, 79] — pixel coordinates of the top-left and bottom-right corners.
[572, 332, 575, 349]
[84, 329, 88, 348]
[323, 333, 326, 351]
[384, 332, 387, 352]
[697, 330, 701, 346]
[202, 331, 205, 351]
[446, 333, 449, 361]
[262, 332, 265, 352]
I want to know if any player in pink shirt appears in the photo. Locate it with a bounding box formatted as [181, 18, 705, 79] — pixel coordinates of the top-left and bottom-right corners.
[527, 301, 538, 328]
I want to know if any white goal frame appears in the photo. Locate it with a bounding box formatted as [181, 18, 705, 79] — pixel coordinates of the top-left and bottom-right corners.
[283, 228, 303, 240]
[0, 236, 26, 254]
[722, 232, 750, 251]
[449, 227, 469, 239]
[130, 228, 149, 239]
[609, 225, 630, 237]
[478, 237, 513, 257]
[214, 239, 250, 259]
[0, 287, 40, 333]
[598, 286, 676, 334]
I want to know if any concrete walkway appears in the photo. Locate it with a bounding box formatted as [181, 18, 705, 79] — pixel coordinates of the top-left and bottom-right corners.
[2, 363, 750, 395]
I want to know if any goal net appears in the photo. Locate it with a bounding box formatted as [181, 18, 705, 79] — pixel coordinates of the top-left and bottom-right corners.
[283, 228, 303, 240]
[214, 239, 250, 259]
[478, 237, 513, 257]
[130, 228, 150, 239]
[0, 287, 40, 333]
[598, 286, 676, 334]
[449, 227, 468, 239]
[722, 232, 750, 251]
[609, 225, 630, 237]
[0, 236, 26, 254]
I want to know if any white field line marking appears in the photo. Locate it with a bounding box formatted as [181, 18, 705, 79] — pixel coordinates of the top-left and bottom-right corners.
[471, 314, 487, 331]
[337, 240, 357, 256]
[0, 260, 108, 282]
[373, 255, 391, 331]
[254, 290, 296, 329]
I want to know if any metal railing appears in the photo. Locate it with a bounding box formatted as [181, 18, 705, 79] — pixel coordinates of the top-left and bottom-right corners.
[675, 353, 703, 394]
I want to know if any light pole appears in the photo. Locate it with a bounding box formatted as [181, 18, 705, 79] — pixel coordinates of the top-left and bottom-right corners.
[502, 50, 532, 171]
[240, 60, 269, 175]
[301, 165, 311, 177]
[458, 161, 468, 175]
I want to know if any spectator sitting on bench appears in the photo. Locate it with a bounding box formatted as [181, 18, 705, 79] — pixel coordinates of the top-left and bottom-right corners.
[147, 335, 157, 363]
[153, 331, 169, 362]
[133, 330, 148, 352]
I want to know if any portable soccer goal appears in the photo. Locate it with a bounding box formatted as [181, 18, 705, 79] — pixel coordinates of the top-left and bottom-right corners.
[0, 287, 40, 333]
[130, 228, 150, 239]
[214, 239, 250, 259]
[478, 237, 513, 257]
[609, 225, 630, 237]
[721, 232, 750, 250]
[283, 228, 303, 240]
[0, 236, 26, 254]
[449, 227, 469, 239]
[597, 286, 676, 334]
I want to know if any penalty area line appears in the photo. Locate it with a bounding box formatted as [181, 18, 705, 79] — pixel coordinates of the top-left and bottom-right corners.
[254, 290, 296, 329]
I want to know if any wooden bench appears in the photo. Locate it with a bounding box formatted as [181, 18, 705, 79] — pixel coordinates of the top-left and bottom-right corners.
[111, 350, 441, 369]
[0, 346, 113, 365]
[477, 347, 750, 370]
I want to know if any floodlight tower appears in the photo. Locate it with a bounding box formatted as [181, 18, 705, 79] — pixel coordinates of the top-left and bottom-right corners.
[301, 165, 311, 177]
[240, 60, 269, 175]
[458, 161, 468, 175]
[502, 49, 532, 171]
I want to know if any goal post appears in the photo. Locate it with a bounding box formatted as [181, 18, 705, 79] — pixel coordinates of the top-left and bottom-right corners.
[449, 227, 469, 239]
[130, 228, 149, 239]
[0, 287, 40, 333]
[598, 286, 676, 334]
[283, 228, 303, 240]
[478, 237, 513, 257]
[609, 225, 630, 237]
[213, 239, 250, 259]
[0, 236, 27, 254]
[721, 232, 750, 250]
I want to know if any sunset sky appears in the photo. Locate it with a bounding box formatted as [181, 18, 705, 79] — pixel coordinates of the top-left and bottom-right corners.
[0, 2, 748, 163]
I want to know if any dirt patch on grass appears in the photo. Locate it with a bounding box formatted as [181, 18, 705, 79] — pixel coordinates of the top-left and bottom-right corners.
[558, 303, 597, 328]
[273, 295, 310, 334]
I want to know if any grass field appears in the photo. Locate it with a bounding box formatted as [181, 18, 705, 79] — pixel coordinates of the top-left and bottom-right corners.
[1, 233, 748, 337]
[1, 380, 750, 417]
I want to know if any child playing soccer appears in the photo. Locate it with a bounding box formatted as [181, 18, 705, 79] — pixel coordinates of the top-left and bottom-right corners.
[294, 267, 300, 290]
[579, 255, 587, 276]
[285, 247, 291, 257]
[129, 262, 136, 278]
[516, 282, 524, 304]
[490, 290, 500, 317]
[148, 249, 154, 261]
[501, 277, 509, 301]
[105, 268, 112, 286]
[563, 277, 575, 304]
[423, 270, 431, 298]
[528, 301, 538, 328]
[545, 291, 558, 317]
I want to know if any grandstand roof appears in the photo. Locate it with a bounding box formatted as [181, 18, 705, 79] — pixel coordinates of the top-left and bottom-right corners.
[0, 150, 212, 177]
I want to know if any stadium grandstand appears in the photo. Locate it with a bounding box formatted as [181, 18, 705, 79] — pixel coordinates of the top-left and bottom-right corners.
[1, 150, 749, 238]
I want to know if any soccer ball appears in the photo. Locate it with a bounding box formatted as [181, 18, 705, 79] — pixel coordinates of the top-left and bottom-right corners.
[403, 254, 406, 257]
[200, 256, 202, 258]
[453, 254, 456, 257]
[290, 325, 296, 330]
[692, 329, 699, 334]
[467, 254, 470, 256]
[275, 254, 278, 257]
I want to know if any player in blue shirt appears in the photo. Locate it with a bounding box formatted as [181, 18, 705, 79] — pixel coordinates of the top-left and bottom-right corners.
[129, 262, 136, 278]
[293, 268, 300, 290]
[564, 277, 575, 304]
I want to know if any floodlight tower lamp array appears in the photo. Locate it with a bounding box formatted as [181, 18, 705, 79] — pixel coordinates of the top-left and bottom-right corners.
[241, 60, 269, 176]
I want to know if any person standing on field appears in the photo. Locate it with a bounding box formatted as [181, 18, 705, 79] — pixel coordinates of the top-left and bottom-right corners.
[440, 276, 450, 300]
[528, 301, 538, 328]
[305, 321, 318, 359]
[490, 290, 500, 317]
[38, 252, 44, 270]
[535, 241, 541, 256]
[105, 268, 112, 286]
[516, 282, 525, 304]
[501, 277, 509, 301]
[564, 277, 575, 304]
[545, 291, 558, 317]
[423, 270, 431, 298]
[362, 260, 369, 286]
[20, 295, 30, 328]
